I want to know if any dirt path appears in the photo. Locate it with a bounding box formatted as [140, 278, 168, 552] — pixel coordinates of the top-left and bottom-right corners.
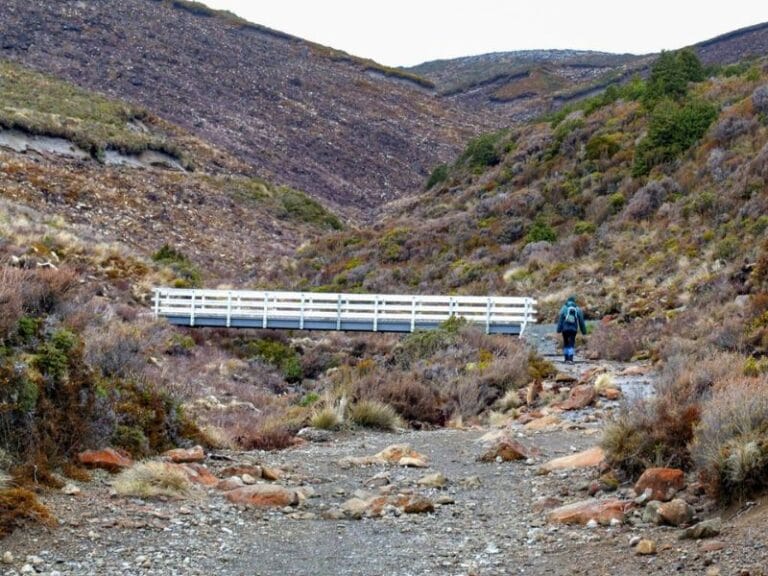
[3, 330, 767, 575]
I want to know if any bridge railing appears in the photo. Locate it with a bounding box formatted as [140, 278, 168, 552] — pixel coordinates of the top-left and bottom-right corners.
[153, 288, 537, 336]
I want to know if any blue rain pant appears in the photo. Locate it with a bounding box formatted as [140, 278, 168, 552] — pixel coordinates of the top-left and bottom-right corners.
[562, 330, 577, 361]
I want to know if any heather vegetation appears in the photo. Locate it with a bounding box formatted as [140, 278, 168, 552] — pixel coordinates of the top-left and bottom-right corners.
[290, 50, 768, 499]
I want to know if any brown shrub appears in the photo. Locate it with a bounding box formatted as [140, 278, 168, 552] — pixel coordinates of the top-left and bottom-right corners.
[0, 488, 57, 537]
[233, 417, 296, 451]
[372, 374, 447, 426]
[587, 321, 644, 361]
[20, 267, 77, 315]
[692, 378, 768, 501]
[0, 268, 24, 340]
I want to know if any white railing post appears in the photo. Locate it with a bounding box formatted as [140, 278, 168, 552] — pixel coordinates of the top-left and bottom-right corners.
[449, 296, 455, 319]
[300, 293, 305, 330]
[336, 294, 342, 331]
[263, 292, 269, 329]
[520, 298, 531, 337]
[153, 289, 160, 318]
[226, 291, 232, 328]
[189, 291, 196, 327]
[485, 297, 492, 335]
[411, 296, 417, 332]
[373, 295, 379, 332]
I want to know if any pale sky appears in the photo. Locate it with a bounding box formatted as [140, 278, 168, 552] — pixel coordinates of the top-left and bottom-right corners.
[203, 1, 768, 67]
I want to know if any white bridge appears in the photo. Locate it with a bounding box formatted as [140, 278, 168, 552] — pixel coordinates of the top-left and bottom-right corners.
[153, 288, 537, 336]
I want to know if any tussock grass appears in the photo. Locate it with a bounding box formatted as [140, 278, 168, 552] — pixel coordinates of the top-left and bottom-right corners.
[349, 400, 402, 430]
[0, 487, 56, 537]
[113, 462, 191, 499]
[309, 407, 341, 430]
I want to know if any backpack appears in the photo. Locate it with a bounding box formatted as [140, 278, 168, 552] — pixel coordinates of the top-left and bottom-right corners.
[564, 305, 578, 327]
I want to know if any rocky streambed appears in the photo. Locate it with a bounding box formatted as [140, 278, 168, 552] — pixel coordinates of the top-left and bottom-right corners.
[2, 341, 767, 576]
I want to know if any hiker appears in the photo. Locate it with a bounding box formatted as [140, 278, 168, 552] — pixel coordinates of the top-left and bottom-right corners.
[556, 296, 587, 363]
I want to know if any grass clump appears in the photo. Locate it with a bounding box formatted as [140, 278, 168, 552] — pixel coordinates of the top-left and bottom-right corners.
[691, 378, 768, 501]
[113, 461, 191, 499]
[276, 188, 342, 230]
[309, 407, 341, 430]
[349, 400, 402, 430]
[151, 244, 202, 288]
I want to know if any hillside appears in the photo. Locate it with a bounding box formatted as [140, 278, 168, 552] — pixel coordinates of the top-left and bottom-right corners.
[292, 53, 768, 326]
[408, 21, 768, 122]
[0, 0, 500, 215]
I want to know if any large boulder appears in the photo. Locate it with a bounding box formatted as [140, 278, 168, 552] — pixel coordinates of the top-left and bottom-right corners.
[539, 447, 605, 473]
[224, 484, 299, 507]
[77, 448, 133, 472]
[548, 499, 632, 526]
[658, 498, 694, 527]
[634, 468, 685, 502]
[559, 385, 596, 410]
[478, 436, 536, 462]
[163, 445, 205, 463]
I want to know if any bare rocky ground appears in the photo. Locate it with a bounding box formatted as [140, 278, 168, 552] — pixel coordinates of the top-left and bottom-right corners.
[3, 337, 768, 576]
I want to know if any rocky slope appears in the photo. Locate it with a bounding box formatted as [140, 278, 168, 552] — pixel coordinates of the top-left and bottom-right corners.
[408, 21, 768, 122]
[0, 0, 500, 215]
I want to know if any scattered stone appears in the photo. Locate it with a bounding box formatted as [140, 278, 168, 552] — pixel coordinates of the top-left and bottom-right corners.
[417, 472, 447, 488]
[435, 495, 455, 505]
[20, 564, 34, 574]
[634, 467, 685, 502]
[477, 436, 536, 462]
[261, 466, 285, 481]
[62, 483, 81, 496]
[524, 414, 561, 431]
[77, 447, 133, 472]
[224, 484, 299, 507]
[680, 517, 722, 540]
[548, 499, 632, 526]
[163, 445, 205, 463]
[532, 496, 563, 512]
[241, 473, 257, 485]
[375, 445, 429, 468]
[600, 388, 621, 401]
[629, 536, 642, 547]
[555, 372, 577, 384]
[539, 447, 605, 472]
[586, 518, 598, 529]
[2, 552, 13, 564]
[403, 496, 434, 514]
[658, 498, 693, 526]
[705, 567, 721, 576]
[700, 540, 726, 553]
[220, 465, 262, 479]
[297, 427, 333, 443]
[643, 501, 663, 524]
[619, 365, 648, 376]
[398, 456, 429, 468]
[182, 463, 219, 487]
[216, 476, 245, 492]
[559, 385, 597, 410]
[460, 476, 482, 489]
[364, 472, 391, 488]
[636, 539, 657, 555]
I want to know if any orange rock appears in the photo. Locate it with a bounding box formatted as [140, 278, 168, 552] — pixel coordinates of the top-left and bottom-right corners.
[220, 465, 263, 479]
[403, 496, 435, 514]
[261, 466, 284, 481]
[524, 414, 562, 431]
[548, 499, 632, 525]
[560, 385, 596, 410]
[163, 445, 205, 463]
[182, 463, 218, 487]
[224, 484, 298, 507]
[216, 477, 245, 492]
[375, 444, 427, 465]
[540, 447, 605, 472]
[478, 437, 535, 462]
[600, 388, 621, 401]
[635, 468, 685, 502]
[77, 448, 133, 472]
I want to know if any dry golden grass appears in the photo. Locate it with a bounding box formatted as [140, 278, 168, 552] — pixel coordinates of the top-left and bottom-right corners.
[112, 462, 191, 499]
[309, 407, 341, 430]
[349, 400, 403, 430]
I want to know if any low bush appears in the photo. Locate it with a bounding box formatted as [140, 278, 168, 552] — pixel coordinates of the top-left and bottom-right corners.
[0, 488, 56, 537]
[113, 461, 191, 499]
[349, 400, 401, 430]
[234, 418, 296, 451]
[152, 245, 202, 288]
[587, 322, 644, 361]
[309, 407, 341, 430]
[426, 164, 450, 189]
[692, 378, 768, 501]
[372, 375, 446, 426]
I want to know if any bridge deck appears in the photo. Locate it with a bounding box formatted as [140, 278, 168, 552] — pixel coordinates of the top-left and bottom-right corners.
[153, 288, 537, 336]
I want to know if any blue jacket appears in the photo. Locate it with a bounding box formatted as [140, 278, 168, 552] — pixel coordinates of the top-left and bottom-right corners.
[556, 299, 587, 334]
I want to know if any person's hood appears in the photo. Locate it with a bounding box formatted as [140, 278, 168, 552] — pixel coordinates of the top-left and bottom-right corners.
[566, 297, 576, 305]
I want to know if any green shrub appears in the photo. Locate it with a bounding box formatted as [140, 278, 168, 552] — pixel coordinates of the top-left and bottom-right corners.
[525, 217, 556, 243]
[633, 98, 718, 176]
[277, 188, 342, 230]
[645, 49, 705, 103]
[426, 164, 450, 189]
[585, 133, 621, 160]
[459, 133, 502, 170]
[248, 339, 303, 383]
[152, 244, 202, 288]
[574, 220, 596, 235]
